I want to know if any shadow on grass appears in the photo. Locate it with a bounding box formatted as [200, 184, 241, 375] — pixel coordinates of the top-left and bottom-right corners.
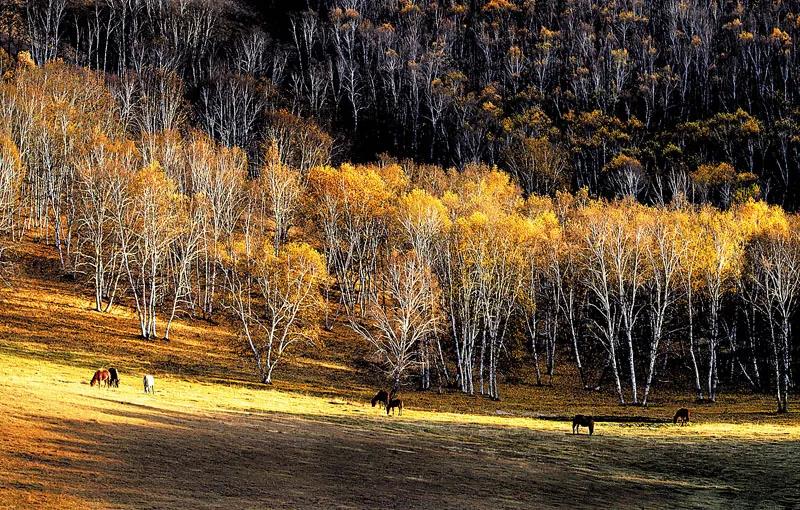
[9, 399, 800, 510]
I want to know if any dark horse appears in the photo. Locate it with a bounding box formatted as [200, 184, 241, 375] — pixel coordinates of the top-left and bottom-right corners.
[108, 367, 120, 388]
[90, 369, 110, 387]
[371, 390, 389, 409]
[673, 408, 690, 425]
[572, 414, 594, 435]
[386, 398, 403, 416]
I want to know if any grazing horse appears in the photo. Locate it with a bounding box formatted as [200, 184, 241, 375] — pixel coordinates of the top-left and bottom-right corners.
[572, 414, 594, 435]
[143, 374, 155, 394]
[386, 398, 403, 416]
[90, 369, 110, 387]
[673, 408, 690, 425]
[371, 390, 389, 409]
[108, 367, 120, 388]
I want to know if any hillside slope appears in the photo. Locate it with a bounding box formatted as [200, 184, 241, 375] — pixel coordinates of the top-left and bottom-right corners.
[1, 242, 800, 508]
[1, 239, 798, 420]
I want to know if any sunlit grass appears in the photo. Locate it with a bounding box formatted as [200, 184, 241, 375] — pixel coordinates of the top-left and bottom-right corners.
[4, 260, 796, 427]
[3, 350, 798, 442]
[2, 243, 800, 508]
[2, 347, 799, 508]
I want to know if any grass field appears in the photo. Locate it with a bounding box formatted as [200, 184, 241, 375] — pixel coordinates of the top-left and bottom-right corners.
[1, 243, 799, 509]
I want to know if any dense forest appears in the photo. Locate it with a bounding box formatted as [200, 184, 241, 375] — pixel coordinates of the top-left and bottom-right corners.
[2, 0, 799, 206]
[0, 0, 799, 412]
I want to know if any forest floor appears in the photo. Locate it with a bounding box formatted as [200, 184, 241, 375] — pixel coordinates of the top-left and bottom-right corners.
[1, 241, 799, 509]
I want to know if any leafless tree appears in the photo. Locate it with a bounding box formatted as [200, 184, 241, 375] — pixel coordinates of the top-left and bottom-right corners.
[748, 227, 800, 413]
[201, 72, 264, 150]
[351, 253, 438, 390]
[26, 0, 66, 64]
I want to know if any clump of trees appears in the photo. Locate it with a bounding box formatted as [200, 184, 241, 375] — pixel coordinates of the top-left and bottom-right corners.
[0, 129, 21, 283]
[0, 54, 326, 382]
[2, 0, 800, 209]
[0, 29, 798, 411]
[333, 166, 800, 410]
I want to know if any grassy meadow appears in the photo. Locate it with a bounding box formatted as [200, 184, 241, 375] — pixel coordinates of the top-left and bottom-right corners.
[1, 244, 799, 509]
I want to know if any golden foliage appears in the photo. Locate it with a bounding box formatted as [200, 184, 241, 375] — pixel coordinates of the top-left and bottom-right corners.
[692, 162, 736, 186]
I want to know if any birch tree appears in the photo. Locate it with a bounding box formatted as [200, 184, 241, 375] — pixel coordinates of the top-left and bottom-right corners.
[579, 203, 625, 403]
[476, 210, 550, 400]
[75, 134, 138, 312]
[697, 207, 743, 402]
[226, 241, 327, 384]
[350, 253, 439, 390]
[747, 217, 799, 413]
[186, 133, 248, 317]
[0, 132, 23, 240]
[0, 132, 22, 284]
[641, 210, 684, 405]
[26, 0, 66, 64]
[397, 188, 451, 388]
[677, 208, 705, 400]
[257, 141, 303, 255]
[308, 163, 403, 315]
[118, 161, 184, 339]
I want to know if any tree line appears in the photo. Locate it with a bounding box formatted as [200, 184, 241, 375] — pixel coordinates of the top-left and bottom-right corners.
[0, 54, 798, 412]
[1, 0, 799, 209]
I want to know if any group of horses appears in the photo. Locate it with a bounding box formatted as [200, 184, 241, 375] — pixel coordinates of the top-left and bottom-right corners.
[88, 371, 693, 431]
[90, 368, 155, 394]
[369, 387, 692, 434]
[87, 369, 696, 432]
[89, 368, 119, 388]
[571, 407, 691, 436]
[371, 389, 403, 415]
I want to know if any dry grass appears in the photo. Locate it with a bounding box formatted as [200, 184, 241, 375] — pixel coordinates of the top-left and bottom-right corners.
[1, 241, 799, 508]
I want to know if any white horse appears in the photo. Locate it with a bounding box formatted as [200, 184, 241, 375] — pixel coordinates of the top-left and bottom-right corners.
[143, 374, 155, 394]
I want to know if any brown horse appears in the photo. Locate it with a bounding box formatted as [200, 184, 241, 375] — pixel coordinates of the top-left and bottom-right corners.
[572, 414, 594, 435]
[386, 398, 403, 416]
[371, 390, 389, 409]
[673, 408, 690, 425]
[90, 369, 110, 387]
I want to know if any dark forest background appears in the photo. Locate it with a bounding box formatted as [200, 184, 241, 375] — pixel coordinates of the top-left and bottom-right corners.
[2, 0, 799, 208]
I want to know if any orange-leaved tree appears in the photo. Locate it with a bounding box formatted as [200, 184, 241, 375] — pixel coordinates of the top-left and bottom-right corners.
[74, 132, 139, 312]
[118, 161, 186, 339]
[226, 241, 327, 384]
[308, 163, 406, 316]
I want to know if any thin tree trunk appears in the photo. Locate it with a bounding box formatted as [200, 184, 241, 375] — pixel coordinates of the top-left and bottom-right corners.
[526, 309, 542, 386]
[610, 344, 625, 405]
[687, 285, 703, 401]
[626, 328, 638, 404]
[642, 332, 659, 406]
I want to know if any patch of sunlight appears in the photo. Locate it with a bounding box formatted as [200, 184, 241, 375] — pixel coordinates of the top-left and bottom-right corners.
[4, 286, 93, 311]
[2, 350, 800, 443]
[292, 357, 356, 372]
[166, 319, 234, 339]
[608, 472, 735, 491]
